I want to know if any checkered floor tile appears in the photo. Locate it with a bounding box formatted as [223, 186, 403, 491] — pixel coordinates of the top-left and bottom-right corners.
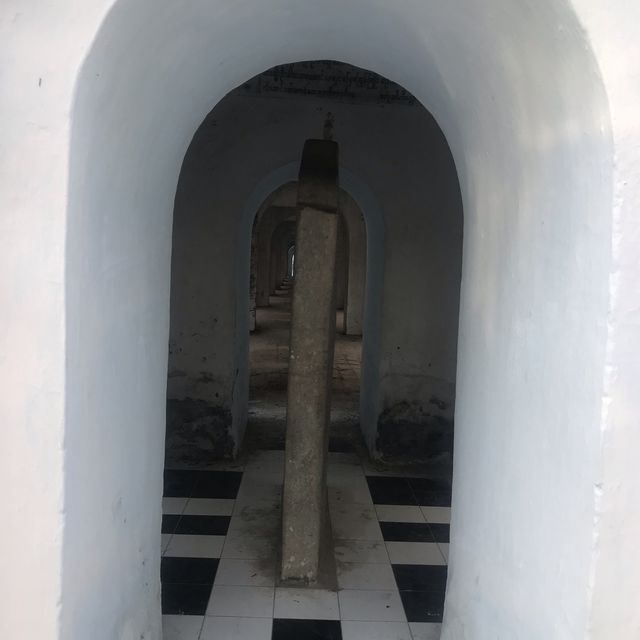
[161, 451, 449, 639]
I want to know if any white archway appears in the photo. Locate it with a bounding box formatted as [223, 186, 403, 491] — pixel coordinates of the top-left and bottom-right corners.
[63, 4, 615, 637]
[6, 1, 640, 639]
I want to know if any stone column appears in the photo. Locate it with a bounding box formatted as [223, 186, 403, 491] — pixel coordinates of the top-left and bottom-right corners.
[281, 139, 339, 582]
[335, 215, 348, 311]
[342, 193, 367, 336]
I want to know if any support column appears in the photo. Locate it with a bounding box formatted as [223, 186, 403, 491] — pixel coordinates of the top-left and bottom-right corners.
[342, 194, 367, 336]
[335, 215, 348, 311]
[249, 219, 258, 332]
[281, 139, 339, 582]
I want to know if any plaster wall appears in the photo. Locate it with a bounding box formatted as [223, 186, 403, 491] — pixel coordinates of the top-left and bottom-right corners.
[1, 1, 638, 640]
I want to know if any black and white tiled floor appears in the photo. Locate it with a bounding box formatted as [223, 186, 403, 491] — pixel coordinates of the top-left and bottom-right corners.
[162, 451, 450, 640]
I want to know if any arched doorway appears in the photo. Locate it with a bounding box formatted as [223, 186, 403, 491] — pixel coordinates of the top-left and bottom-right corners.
[245, 180, 370, 454]
[52, 3, 623, 639]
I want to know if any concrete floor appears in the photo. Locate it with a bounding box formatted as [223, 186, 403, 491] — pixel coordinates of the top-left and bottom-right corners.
[249, 288, 362, 395]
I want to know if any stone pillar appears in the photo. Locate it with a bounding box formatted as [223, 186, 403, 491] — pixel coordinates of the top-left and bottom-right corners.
[335, 215, 348, 311]
[342, 193, 367, 336]
[281, 139, 339, 582]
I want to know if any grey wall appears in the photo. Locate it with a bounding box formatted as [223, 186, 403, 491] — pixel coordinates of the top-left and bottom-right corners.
[167, 91, 462, 458]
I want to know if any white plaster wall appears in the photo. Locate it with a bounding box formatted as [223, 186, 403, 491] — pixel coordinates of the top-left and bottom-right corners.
[0, 4, 71, 635]
[571, 3, 640, 636]
[1, 1, 637, 639]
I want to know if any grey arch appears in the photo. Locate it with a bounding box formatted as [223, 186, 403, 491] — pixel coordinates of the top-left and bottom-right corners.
[233, 162, 385, 451]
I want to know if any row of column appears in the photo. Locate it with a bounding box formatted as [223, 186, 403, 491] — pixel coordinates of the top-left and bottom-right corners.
[250, 191, 366, 335]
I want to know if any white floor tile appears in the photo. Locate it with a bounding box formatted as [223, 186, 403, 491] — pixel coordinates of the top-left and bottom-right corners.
[385, 542, 446, 566]
[162, 615, 203, 640]
[214, 558, 276, 587]
[163, 497, 188, 514]
[420, 507, 451, 524]
[161, 534, 172, 555]
[337, 562, 397, 590]
[330, 503, 383, 541]
[234, 478, 282, 507]
[165, 534, 225, 558]
[200, 616, 272, 640]
[438, 543, 449, 562]
[334, 539, 389, 563]
[221, 533, 277, 559]
[274, 587, 340, 620]
[409, 622, 443, 640]
[243, 450, 285, 473]
[327, 462, 366, 480]
[341, 620, 412, 640]
[206, 586, 274, 618]
[376, 505, 425, 523]
[328, 474, 373, 505]
[338, 589, 406, 622]
[227, 501, 280, 537]
[184, 498, 234, 516]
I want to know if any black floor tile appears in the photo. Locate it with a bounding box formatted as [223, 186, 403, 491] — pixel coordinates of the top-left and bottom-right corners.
[399, 589, 446, 623]
[414, 491, 452, 507]
[191, 470, 243, 498]
[393, 564, 448, 592]
[163, 469, 199, 497]
[365, 476, 416, 505]
[407, 477, 451, 493]
[174, 515, 231, 535]
[161, 514, 181, 534]
[161, 582, 213, 615]
[381, 522, 435, 543]
[161, 557, 219, 584]
[272, 619, 342, 640]
[428, 523, 450, 543]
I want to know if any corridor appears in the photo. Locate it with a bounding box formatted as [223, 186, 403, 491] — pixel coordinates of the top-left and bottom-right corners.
[161, 281, 451, 639]
[161, 449, 450, 640]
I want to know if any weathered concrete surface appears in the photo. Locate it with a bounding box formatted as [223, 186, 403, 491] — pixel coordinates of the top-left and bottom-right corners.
[376, 400, 454, 465]
[282, 140, 339, 582]
[165, 398, 235, 466]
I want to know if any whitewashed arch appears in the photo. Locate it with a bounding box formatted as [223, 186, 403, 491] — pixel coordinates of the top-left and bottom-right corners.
[5, 1, 640, 639]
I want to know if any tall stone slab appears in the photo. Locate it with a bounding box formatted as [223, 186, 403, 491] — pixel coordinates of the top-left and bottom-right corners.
[281, 139, 339, 582]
